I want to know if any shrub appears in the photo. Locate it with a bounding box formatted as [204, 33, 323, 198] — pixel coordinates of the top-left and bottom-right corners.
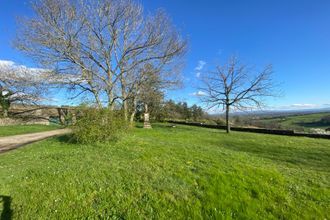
[72, 107, 129, 144]
[213, 118, 226, 126]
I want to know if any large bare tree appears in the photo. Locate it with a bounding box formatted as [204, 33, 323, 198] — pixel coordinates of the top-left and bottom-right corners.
[199, 56, 276, 133]
[15, 0, 186, 120]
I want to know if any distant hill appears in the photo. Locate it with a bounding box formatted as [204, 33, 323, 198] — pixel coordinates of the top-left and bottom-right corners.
[210, 107, 330, 118]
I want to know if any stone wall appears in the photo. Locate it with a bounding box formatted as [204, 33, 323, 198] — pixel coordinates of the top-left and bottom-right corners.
[0, 117, 50, 126]
[0, 104, 76, 126]
[0, 118, 22, 126]
[0, 105, 56, 126]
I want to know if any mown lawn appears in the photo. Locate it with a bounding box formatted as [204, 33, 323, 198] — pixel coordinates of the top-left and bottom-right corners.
[0, 123, 329, 219]
[0, 124, 61, 137]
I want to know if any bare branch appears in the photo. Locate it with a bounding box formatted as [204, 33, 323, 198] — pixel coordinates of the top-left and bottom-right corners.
[198, 56, 277, 132]
[15, 0, 187, 114]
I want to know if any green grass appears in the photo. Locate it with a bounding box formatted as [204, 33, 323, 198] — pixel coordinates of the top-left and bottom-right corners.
[0, 123, 329, 219]
[258, 112, 330, 132]
[0, 124, 61, 137]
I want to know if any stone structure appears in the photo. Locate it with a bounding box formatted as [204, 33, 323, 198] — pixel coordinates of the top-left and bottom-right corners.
[143, 113, 152, 129]
[0, 104, 77, 126]
[0, 118, 23, 126]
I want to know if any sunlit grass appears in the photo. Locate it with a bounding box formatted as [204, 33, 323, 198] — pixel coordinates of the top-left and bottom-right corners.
[0, 124, 61, 137]
[258, 112, 330, 131]
[0, 123, 329, 219]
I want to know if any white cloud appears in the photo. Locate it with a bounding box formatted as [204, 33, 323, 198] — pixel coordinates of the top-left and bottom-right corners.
[267, 103, 330, 111]
[194, 60, 206, 78]
[0, 59, 81, 84]
[191, 90, 207, 97]
[291, 103, 318, 108]
[0, 60, 15, 66]
[0, 59, 51, 81]
[194, 60, 206, 71]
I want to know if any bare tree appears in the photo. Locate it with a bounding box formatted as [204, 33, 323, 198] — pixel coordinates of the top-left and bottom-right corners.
[123, 63, 181, 125]
[0, 61, 51, 117]
[15, 0, 186, 120]
[199, 56, 276, 133]
[134, 64, 165, 128]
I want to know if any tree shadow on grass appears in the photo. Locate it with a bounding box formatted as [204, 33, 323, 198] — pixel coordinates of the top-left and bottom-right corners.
[215, 138, 330, 172]
[0, 195, 12, 220]
[135, 123, 144, 128]
[57, 134, 73, 142]
[54, 133, 121, 146]
[54, 134, 77, 144]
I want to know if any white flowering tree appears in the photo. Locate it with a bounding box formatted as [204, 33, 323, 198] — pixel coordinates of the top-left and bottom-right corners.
[0, 60, 52, 117]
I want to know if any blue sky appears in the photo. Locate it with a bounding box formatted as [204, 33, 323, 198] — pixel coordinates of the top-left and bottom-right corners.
[1, 0, 330, 110]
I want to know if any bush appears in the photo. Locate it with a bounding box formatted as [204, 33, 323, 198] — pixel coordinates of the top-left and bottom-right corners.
[213, 118, 226, 126]
[72, 107, 129, 144]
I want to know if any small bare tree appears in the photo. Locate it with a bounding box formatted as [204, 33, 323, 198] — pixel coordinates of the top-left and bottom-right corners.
[199, 56, 276, 133]
[15, 0, 186, 119]
[124, 63, 181, 125]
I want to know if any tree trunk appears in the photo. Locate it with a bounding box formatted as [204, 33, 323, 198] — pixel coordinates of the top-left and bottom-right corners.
[122, 100, 128, 121]
[94, 93, 102, 108]
[108, 93, 115, 111]
[129, 97, 137, 127]
[120, 76, 128, 121]
[129, 111, 136, 126]
[107, 70, 114, 111]
[89, 83, 102, 108]
[225, 104, 230, 133]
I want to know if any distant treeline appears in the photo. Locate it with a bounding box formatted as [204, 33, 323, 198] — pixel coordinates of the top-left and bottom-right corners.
[136, 98, 330, 133]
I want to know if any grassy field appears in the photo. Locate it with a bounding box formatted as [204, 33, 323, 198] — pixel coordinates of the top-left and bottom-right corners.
[254, 112, 330, 132]
[0, 124, 61, 137]
[0, 123, 329, 219]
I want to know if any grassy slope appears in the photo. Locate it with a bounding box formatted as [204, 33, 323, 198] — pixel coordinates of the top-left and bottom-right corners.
[258, 112, 330, 131]
[281, 113, 330, 129]
[0, 124, 329, 219]
[0, 124, 60, 137]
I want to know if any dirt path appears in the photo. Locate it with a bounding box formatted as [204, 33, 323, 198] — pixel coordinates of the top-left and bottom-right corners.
[0, 129, 71, 153]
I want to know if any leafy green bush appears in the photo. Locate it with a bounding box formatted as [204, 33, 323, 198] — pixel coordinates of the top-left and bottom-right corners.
[72, 107, 129, 144]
